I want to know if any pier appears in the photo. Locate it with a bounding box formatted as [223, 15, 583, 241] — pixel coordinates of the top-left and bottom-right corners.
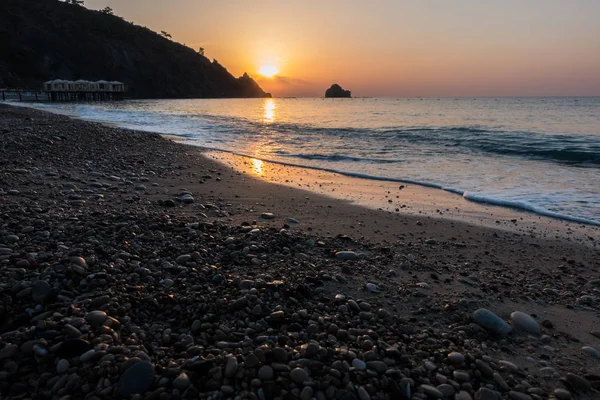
[1, 79, 128, 102]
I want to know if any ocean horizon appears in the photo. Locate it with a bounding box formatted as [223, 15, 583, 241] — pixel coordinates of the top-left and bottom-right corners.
[15, 96, 600, 225]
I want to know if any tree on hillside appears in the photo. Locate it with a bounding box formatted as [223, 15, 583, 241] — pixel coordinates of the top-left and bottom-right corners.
[101, 6, 114, 15]
[160, 31, 172, 39]
[63, 0, 85, 5]
[198, 47, 205, 56]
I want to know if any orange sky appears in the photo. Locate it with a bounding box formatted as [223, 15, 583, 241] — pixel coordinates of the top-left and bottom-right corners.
[86, 0, 600, 97]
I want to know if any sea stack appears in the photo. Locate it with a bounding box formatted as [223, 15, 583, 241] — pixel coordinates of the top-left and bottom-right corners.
[325, 83, 352, 98]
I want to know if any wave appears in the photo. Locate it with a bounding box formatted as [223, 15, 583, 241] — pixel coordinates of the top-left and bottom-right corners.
[44, 104, 600, 166]
[196, 146, 600, 226]
[280, 152, 398, 164]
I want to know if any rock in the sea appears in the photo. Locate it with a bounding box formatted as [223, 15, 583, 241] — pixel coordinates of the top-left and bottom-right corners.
[118, 361, 155, 396]
[325, 83, 351, 98]
[510, 311, 540, 335]
[473, 308, 512, 335]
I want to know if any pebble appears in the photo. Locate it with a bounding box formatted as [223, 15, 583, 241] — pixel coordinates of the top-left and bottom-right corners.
[56, 359, 69, 374]
[85, 310, 108, 326]
[335, 251, 359, 260]
[553, 389, 572, 400]
[582, 346, 600, 359]
[475, 387, 503, 400]
[473, 308, 512, 335]
[352, 359, 366, 371]
[0, 344, 18, 359]
[31, 280, 51, 303]
[172, 372, 191, 389]
[565, 373, 592, 392]
[224, 356, 238, 378]
[261, 212, 276, 219]
[181, 194, 194, 203]
[290, 367, 309, 383]
[510, 311, 541, 335]
[258, 365, 274, 380]
[447, 351, 465, 364]
[420, 384, 443, 398]
[357, 386, 371, 400]
[118, 361, 154, 396]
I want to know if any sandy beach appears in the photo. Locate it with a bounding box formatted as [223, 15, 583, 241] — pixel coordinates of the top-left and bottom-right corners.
[1, 104, 600, 399]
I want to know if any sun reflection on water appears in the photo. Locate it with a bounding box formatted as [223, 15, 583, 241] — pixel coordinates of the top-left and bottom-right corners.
[263, 99, 275, 123]
[252, 159, 264, 175]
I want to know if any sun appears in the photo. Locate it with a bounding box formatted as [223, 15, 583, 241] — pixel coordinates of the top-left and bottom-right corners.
[259, 64, 279, 78]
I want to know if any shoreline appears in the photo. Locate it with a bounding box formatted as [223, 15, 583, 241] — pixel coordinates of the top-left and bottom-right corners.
[1, 103, 600, 399]
[8, 100, 600, 228]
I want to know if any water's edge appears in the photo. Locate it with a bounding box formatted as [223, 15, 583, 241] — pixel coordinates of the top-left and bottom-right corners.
[9, 101, 600, 227]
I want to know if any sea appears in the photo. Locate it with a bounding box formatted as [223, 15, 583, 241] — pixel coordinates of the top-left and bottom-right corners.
[17, 97, 600, 225]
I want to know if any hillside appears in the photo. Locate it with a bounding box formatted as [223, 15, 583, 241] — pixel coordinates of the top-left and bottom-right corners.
[0, 0, 270, 98]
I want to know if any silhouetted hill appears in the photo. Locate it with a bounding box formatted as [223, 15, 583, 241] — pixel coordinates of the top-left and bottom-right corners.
[0, 0, 270, 98]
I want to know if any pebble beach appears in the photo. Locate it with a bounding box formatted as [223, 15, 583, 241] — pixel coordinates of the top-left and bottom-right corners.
[1, 104, 600, 400]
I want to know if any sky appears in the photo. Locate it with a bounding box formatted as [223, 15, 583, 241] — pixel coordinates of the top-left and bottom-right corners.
[85, 0, 600, 97]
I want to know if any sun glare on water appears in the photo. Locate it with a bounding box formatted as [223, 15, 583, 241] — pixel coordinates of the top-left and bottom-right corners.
[259, 64, 279, 78]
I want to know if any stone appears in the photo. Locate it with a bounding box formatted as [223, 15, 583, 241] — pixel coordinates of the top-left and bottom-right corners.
[582, 346, 600, 359]
[244, 353, 260, 368]
[437, 384, 455, 397]
[553, 389, 572, 400]
[508, 391, 532, 400]
[0, 344, 18, 359]
[447, 352, 464, 364]
[56, 359, 69, 374]
[565, 373, 592, 392]
[473, 308, 512, 335]
[258, 365, 274, 380]
[118, 361, 154, 396]
[181, 194, 194, 204]
[176, 254, 191, 264]
[31, 280, 51, 303]
[352, 359, 366, 371]
[420, 384, 443, 398]
[85, 310, 108, 327]
[301, 386, 314, 400]
[456, 391, 473, 400]
[261, 212, 276, 219]
[510, 311, 540, 335]
[224, 356, 238, 378]
[475, 359, 494, 378]
[335, 251, 359, 260]
[58, 339, 91, 358]
[290, 367, 309, 383]
[173, 372, 190, 389]
[499, 360, 518, 373]
[474, 388, 502, 400]
[357, 386, 371, 400]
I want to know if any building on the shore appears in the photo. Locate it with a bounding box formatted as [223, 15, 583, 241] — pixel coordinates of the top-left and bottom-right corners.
[43, 79, 126, 93]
